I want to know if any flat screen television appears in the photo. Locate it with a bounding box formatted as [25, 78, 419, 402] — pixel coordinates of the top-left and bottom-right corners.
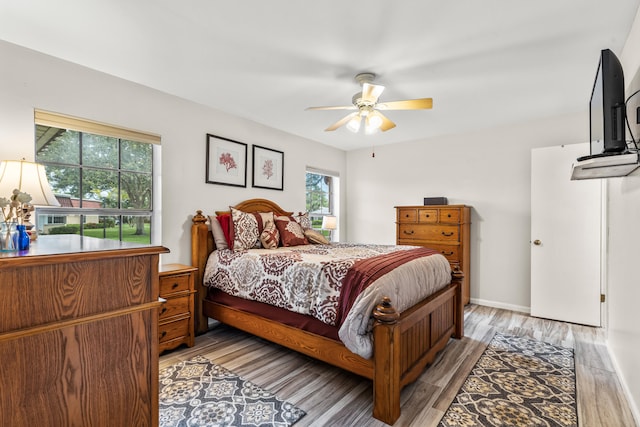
[588, 48, 626, 157]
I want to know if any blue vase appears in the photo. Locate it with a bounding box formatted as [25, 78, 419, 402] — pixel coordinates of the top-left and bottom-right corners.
[15, 224, 30, 250]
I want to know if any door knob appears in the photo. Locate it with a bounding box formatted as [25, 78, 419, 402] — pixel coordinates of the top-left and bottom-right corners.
[533, 239, 542, 246]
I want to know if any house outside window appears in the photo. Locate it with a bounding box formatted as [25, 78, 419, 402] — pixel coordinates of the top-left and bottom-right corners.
[34, 110, 160, 244]
[305, 168, 339, 240]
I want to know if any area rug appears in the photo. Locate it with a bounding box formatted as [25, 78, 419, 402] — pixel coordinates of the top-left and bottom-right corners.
[439, 332, 577, 427]
[159, 354, 306, 427]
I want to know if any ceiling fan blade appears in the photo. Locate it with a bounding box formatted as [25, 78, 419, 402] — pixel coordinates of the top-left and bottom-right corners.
[374, 111, 397, 131]
[361, 83, 385, 104]
[306, 105, 357, 111]
[377, 98, 433, 110]
[325, 111, 360, 131]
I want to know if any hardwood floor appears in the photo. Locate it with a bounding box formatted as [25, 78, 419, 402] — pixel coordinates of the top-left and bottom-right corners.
[159, 304, 637, 426]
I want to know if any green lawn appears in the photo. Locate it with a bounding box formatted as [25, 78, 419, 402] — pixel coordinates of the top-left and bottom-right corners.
[80, 224, 151, 244]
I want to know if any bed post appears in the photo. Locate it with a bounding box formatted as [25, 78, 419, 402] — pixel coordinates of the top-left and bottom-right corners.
[372, 297, 401, 425]
[191, 210, 212, 335]
[451, 267, 465, 339]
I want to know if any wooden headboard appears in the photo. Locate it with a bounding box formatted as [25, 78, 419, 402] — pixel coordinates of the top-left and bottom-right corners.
[190, 198, 293, 334]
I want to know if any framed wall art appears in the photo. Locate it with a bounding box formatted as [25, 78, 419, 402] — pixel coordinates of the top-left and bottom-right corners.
[206, 134, 247, 187]
[252, 145, 284, 191]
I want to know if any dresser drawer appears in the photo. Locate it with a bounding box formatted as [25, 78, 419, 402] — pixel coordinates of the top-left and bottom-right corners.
[398, 224, 459, 241]
[159, 295, 190, 321]
[425, 243, 461, 262]
[439, 208, 461, 223]
[417, 208, 438, 223]
[159, 318, 190, 343]
[160, 273, 191, 295]
[397, 208, 417, 223]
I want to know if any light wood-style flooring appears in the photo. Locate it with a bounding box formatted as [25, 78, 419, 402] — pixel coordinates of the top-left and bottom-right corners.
[159, 304, 637, 426]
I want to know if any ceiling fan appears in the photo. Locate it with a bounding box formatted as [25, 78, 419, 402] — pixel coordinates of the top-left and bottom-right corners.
[306, 72, 433, 134]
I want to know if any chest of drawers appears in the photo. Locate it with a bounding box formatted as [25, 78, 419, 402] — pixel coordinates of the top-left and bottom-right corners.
[158, 263, 198, 354]
[395, 205, 471, 304]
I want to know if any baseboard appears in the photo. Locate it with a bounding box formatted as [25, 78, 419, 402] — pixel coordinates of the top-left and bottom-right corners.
[469, 298, 530, 314]
[605, 340, 640, 426]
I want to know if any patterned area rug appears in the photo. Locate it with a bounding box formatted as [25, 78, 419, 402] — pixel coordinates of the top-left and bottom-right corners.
[159, 355, 306, 427]
[439, 332, 577, 427]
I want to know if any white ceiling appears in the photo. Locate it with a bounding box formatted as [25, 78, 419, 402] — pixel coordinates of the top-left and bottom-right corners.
[1, 1, 639, 151]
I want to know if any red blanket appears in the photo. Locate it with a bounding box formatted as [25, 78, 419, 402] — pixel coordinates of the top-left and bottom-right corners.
[336, 247, 440, 326]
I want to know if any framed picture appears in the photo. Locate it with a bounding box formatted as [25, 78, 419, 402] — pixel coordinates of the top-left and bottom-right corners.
[252, 145, 284, 190]
[206, 134, 247, 187]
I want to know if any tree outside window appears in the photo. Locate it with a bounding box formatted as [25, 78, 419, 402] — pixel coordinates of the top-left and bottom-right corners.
[35, 124, 154, 244]
[305, 170, 338, 238]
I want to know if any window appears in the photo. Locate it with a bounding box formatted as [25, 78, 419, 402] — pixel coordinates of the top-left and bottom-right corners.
[34, 110, 159, 244]
[305, 168, 339, 239]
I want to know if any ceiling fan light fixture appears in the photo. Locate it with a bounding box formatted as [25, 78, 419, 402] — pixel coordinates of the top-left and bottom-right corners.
[365, 115, 383, 134]
[346, 114, 362, 133]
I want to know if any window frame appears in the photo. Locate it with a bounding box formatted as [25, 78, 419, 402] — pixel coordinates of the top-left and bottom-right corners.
[305, 167, 340, 240]
[34, 110, 160, 244]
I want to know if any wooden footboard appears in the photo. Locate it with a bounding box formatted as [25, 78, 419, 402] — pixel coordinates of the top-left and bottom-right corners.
[372, 273, 463, 423]
[191, 202, 464, 425]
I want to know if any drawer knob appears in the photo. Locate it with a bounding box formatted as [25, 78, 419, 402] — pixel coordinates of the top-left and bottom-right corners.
[425, 214, 430, 217]
[442, 231, 454, 237]
[403, 230, 415, 235]
[172, 282, 179, 289]
[160, 331, 167, 338]
[442, 251, 454, 256]
[160, 307, 167, 315]
[447, 214, 452, 217]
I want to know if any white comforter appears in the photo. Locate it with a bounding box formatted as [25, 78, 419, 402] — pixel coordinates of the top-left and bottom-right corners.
[203, 243, 451, 358]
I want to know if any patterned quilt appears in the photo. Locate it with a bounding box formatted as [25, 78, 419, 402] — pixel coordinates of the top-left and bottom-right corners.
[203, 243, 452, 358]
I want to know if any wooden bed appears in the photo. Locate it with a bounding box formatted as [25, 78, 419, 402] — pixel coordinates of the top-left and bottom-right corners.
[191, 198, 464, 425]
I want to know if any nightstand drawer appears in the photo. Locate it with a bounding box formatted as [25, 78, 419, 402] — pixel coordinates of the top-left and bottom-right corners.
[159, 318, 190, 344]
[398, 224, 459, 241]
[160, 273, 190, 295]
[159, 295, 190, 321]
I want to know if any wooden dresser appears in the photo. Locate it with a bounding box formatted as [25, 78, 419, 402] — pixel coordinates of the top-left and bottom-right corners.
[0, 235, 169, 427]
[159, 263, 197, 354]
[395, 205, 471, 304]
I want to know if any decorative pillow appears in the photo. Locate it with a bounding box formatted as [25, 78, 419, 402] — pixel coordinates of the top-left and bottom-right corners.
[208, 215, 229, 250]
[230, 207, 261, 251]
[293, 211, 312, 230]
[260, 219, 280, 249]
[304, 228, 329, 244]
[230, 208, 275, 251]
[216, 214, 233, 249]
[274, 216, 309, 247]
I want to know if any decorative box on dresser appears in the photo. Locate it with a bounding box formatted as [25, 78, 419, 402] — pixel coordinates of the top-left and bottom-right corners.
[395, 204, 471, 304]
[158, 263, 197, 354]
[0, 235, 169, 427]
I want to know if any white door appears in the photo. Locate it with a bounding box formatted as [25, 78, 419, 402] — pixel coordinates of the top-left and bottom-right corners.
[531, 144, 602, 326]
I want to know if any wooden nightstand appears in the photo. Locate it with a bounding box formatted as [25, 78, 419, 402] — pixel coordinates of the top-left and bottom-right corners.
[158, 263, 198, 354]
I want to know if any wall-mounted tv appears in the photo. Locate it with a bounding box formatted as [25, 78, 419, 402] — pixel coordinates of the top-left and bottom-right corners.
[588, 48, 626, 157]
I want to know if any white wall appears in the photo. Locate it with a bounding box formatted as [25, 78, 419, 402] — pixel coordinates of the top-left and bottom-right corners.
[0, 40, 347, 265]
[346, 113, 587, 311]
[607, 6, 640, 421]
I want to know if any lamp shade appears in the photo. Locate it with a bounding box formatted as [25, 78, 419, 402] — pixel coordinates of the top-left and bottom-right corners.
[0, 160, 60, 206]
[321, 215, 337, 230]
